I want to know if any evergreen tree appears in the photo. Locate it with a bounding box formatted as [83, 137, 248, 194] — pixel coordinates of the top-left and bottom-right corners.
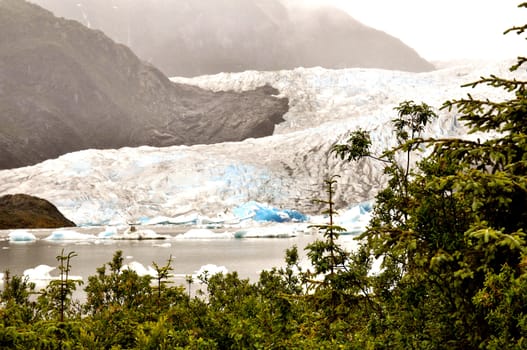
[332, 5, 527, 346]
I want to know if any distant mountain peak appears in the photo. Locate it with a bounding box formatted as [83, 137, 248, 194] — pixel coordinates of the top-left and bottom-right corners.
[29, 0, 434, 76]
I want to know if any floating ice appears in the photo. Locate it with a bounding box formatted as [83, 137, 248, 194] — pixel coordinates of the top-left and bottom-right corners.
[122, 261, 158, 277]
[23, 264, 55, 281]
[22, 264, 83, 288]
[234, 224, 304, 238]
[335, 201, 374, 235]
[140, 213, 199, 226]
[308, 201, 373, 235]
[233, 201, 307, 223]
[44, 230, 96, 241]
[194, 264, 228, 280]
[8, 230, 37, 242]
[175, 228, 233, 240]
[97, 226, 119, 238]
[198, 213, 245, 226]
[110, 226, 168, 240]
[152, 242, 172, 248]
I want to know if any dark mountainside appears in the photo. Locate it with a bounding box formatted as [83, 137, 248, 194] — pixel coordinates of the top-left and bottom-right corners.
[29, 0, 435, 77]
[0, 0, 289, 169]
[0, 193, 76, 229]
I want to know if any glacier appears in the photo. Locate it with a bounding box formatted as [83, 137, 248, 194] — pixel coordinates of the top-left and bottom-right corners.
[0, 59, 518, 228]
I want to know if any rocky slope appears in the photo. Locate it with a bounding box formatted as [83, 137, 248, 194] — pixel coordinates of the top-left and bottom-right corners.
[29, 0, 434, 76]
[0, 194, 75, 229]
[0, 0, 288, 169]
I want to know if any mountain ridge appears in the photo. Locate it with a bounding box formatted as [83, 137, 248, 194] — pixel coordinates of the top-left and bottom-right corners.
[0, 0, 289, 169]
[29, 0, 435, 76]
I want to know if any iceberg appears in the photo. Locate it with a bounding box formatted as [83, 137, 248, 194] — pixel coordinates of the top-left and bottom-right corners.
[233, 201, 308, 223]
[8, 230, 37, 242]
[139, 213, 199, 226]
[21, 264, 82, 290]
[122, 261, 158, 277]
[97, 226, 119, 239]
[194, 264, 228, 280]
[110, 226, 169, 240]
[23, 264, 55, 281]
[234, 224, 304, 238]
[309, 201, 373, 235]
[175, 228, 233, 240]
[198, 212, 245, 226]
[44, 230, 96, 241]
[335, 201, 374, 235]
[152, 242, 172, 248]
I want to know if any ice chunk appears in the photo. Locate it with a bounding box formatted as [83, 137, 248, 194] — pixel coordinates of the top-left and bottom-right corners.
[176, 228, 233, 240]
[122, 261, 158, 277]
[234, 224, 301, 238]
[336, 201, 374, 235]
[44, 230, 96, 241]
[21, 264, 82, 290]
[110, 226, 168, 240]
[140, 213, 198, 226]
[23, 264, 55, 281]
[194, 264, 228, 280]
[8, 230, 37, 242]
[97, 226, 119, 238]
[233, 201, 307, 223]
[199, 213, 243, 226]
[152, 242, 172, 248]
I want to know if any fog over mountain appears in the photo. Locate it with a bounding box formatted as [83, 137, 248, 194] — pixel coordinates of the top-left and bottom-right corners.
[29, 0, 434, 76]
[0, 0, 288, 169]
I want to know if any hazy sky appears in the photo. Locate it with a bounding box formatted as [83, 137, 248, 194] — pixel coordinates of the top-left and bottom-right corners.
[305, 0, 525, 61]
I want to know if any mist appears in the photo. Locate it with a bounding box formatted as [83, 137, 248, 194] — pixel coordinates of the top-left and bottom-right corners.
[29, 0, 433, 76]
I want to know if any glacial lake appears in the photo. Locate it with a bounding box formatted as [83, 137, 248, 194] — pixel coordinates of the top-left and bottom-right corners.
[0, 224, 360, 299]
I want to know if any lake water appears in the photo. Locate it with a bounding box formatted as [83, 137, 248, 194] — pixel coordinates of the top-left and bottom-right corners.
[1, 232, 311, 281]
[0, 224, 366, 299]
[0, 224, 362, 303]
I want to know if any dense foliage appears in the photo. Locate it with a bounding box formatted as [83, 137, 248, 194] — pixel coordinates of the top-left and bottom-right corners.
[2, 5, 527, 349]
